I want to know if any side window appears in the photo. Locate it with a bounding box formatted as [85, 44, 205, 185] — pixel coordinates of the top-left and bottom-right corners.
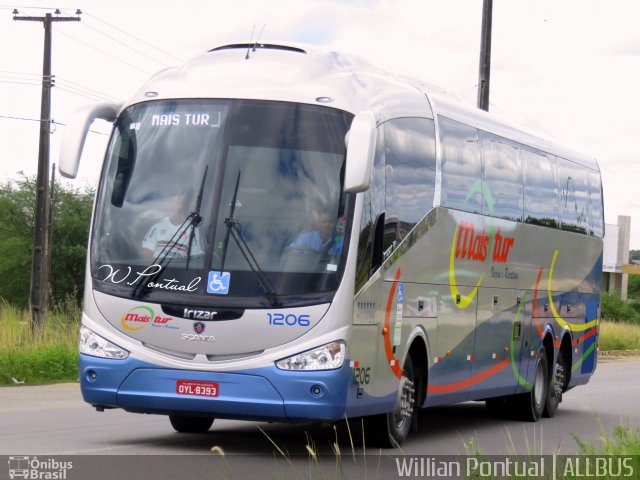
[480, 133, 523, 221]
[587, 169, 604, 237]
[355, 189, 373, 292]
[439, 116, 483, 214]
[557, 157, 589, 234]
[356, 125, 385, 288]
[370, 125, 386, 222]
[383, 118, 437, 253]
[523, 148, 559, 228]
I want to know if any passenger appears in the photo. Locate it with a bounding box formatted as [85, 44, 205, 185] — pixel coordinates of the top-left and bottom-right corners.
[285, 207, 342, 256]
[142, 193, 204, 259]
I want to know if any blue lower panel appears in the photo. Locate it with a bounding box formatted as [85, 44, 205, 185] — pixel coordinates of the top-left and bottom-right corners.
[80, 354, 351, 422]
[118, 368, 286, 419]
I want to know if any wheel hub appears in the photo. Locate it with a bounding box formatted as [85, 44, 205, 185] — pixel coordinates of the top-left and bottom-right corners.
[394, 376, 415, 427]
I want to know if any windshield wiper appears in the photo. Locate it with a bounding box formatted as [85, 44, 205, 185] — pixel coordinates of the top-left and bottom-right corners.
[220, 171, 282, 307]
[186, 165, 208, 270]
[131, 167, 208, 298]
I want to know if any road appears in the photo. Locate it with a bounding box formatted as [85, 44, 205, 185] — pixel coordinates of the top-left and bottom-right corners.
[0, 359, 638, 478]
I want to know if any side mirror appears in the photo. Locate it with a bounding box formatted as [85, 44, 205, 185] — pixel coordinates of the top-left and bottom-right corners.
[59, 102, 123, 178]
[344, 111, 376, 193]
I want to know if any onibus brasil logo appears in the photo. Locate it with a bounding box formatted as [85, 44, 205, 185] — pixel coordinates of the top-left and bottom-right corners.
[8, 456, 72, 479]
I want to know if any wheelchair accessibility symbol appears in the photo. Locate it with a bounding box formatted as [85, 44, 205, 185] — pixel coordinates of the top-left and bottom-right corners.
[207, 271, 230, 295]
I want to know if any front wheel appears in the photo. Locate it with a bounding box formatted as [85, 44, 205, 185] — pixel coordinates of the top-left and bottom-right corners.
[364, 357, 417, 448]
[169, 414, 214, 433]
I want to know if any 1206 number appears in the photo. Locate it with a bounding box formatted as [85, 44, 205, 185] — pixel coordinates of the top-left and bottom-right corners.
[352, 367, 371, 385]
[267, 313, 311, 327]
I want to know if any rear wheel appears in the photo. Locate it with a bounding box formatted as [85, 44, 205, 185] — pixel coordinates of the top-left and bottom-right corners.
[514, 348, 548, 421]
[544, 352, 567, 418]
[169, 414, 214, 433]
[364, 357, 417, 448]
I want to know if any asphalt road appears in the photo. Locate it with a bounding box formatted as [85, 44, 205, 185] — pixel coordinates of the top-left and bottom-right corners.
[0, 359, 638, 478]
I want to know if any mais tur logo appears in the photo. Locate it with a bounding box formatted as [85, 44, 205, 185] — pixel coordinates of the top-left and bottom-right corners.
[121, 306, 172, 331]
[449, 180, 516, 309]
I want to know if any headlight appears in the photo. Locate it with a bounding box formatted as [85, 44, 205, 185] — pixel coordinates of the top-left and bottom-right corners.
[79, 326, 129, 359]
[276, 340, 345, 371]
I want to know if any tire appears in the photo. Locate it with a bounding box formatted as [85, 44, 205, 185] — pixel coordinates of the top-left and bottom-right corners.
[364, 357, 417, 448]
[515, 348, 548, 421]
[543, 352, 567, 418]
[169, 414, 214, 433]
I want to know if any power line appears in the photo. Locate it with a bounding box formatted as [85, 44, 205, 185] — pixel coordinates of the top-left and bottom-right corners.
[82, 10, 184, 63]
[56, 29, 153, 75]
[0, 114, 110, 135]
[0, 78, 40, 86]
[0, 70, 40, 77]
[0, 70, 120, 101]
[0, 76, 119, 102]
[0, 4, 56, 9]
[67, 12, 173, 67]
[55, 79, 120, 101]
[55, 84, 114, 103]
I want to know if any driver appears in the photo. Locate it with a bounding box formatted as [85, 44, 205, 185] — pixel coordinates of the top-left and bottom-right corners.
[142, 193, 204, 259]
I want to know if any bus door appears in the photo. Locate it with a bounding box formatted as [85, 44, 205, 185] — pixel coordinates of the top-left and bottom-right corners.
[473, 288, 524, 398]
[425, 285, 476, 406]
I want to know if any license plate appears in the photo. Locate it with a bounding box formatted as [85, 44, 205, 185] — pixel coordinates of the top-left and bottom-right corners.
[176, 380, 219, 397]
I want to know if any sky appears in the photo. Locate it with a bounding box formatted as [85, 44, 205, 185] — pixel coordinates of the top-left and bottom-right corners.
[0, 0, 639, 247]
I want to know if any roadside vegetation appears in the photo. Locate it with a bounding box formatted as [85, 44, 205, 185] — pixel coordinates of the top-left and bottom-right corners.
[0, 299, 79, 385]
[0, 174, 90, 385]
[574, 421, 640, 456]
[463, 422, 640, 480]
[599, 321, 640, 351]
[600, 276, 640, 351]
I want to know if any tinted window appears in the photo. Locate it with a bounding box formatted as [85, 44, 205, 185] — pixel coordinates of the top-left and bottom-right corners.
[383, 118, 437, 251]
[481, 133, 523, 221]
[587, 169, 604, 237]
[523, 148, 559, 228]
[439, 117, 483, 214]
[557, 157, 589, 234]
[370, 125, 386, 221]
[356, 125, 385, 289]
[356, 188, 373, 292]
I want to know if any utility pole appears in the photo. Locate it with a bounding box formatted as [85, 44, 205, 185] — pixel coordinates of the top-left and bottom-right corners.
[477, 0, 493, 111]
[13, 9, 81, 332]
[47, 162, 56, 310]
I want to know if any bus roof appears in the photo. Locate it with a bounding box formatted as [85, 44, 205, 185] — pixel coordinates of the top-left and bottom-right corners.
[129, 42, 432, 122]
[128, 41, 598, 171]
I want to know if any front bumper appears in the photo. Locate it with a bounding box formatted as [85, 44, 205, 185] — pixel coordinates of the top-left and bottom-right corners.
[79, 354, 351, 421]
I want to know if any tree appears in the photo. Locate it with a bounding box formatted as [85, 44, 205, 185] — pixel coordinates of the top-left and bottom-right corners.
[0, 173, 94, 307]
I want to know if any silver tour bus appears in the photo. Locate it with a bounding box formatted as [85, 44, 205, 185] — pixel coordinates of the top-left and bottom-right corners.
[60, 43, 603, 447]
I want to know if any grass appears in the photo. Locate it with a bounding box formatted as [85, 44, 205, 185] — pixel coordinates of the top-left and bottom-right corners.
[599, 320, 640, 351]
[0, 301, 638, 386]
[573, 419, 640, 455]
[0, 299, 80, 385]
[464, 421, 640, 480]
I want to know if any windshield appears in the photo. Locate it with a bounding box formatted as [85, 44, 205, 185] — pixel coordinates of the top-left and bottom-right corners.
[91, 99, 354, 307]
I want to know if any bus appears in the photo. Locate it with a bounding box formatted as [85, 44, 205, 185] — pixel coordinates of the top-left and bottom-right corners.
[60, 42, 603, 447]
